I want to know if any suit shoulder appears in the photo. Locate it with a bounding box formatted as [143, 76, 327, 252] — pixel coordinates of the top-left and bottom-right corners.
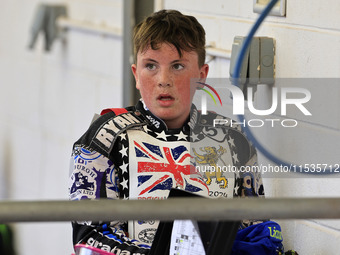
[74, 109, 146, 156]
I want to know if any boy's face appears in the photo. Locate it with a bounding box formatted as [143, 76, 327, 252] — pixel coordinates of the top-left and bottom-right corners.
[131, 43, 209, 129]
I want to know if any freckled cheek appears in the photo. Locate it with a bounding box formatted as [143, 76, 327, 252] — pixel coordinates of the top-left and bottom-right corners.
[138, 76, 157, 91]
[176, 86, 192, 102]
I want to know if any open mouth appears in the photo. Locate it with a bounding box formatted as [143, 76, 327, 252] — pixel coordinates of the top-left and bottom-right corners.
[158, 94, 174, 101]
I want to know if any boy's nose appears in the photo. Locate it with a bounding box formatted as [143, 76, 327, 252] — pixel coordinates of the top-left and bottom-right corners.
[158, 69, 172, 87]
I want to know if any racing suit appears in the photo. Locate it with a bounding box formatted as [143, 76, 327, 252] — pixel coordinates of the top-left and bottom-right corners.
[69, 100, 264, 254]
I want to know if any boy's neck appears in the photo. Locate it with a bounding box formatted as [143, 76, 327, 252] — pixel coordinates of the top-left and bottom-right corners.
[135, 100, 197, 132]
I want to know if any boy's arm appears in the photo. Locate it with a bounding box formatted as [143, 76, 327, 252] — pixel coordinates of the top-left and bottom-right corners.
[238, 152, 265, 198]
[234, 151, 266, 228]
[69, 147, 150, 254]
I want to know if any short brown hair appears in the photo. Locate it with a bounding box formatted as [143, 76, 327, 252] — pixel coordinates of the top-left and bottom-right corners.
[133, 9, 206, 67]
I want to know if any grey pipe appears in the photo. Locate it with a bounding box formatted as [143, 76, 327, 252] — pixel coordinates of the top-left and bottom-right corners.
[0, 197, 340, 223]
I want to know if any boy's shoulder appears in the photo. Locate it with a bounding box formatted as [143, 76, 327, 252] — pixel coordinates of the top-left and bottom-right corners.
[197, 110, 242, 132]
[74, 107, 147, 156]
[92, 107, 145, 129]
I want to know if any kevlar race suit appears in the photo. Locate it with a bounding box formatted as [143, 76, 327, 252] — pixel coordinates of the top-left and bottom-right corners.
[69, 100, 264, 255]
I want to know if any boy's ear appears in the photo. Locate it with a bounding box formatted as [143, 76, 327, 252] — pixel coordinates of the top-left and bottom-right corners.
[199, 64, 209, 80]
[131, 64, 139, 89]
[195, 64, 209, 90]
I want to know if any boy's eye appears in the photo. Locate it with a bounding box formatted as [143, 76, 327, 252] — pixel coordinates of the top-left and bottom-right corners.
[146, 63, 156, 70]
[173, 63, 184, 70]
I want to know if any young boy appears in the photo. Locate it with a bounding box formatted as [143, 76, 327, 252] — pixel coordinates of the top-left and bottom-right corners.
[69, 9, 264, 254]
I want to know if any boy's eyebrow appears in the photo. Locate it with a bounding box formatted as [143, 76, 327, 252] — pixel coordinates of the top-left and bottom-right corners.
[141, 58, 189, 64]
[170, 59, 189, 64]
[143, 58, 158, 63]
